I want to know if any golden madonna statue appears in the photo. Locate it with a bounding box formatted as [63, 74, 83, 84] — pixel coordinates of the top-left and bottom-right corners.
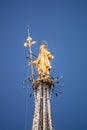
[31, 44, 54, 76]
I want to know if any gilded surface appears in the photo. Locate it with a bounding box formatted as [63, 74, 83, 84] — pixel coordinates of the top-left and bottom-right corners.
[31, 44, 54, 76]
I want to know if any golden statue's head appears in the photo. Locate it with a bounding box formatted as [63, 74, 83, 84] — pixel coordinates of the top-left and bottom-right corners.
[40, 44, 47, 50]
[40, 40, 48, 50]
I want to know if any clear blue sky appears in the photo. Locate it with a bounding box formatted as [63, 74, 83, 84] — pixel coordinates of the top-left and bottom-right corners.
[0, 0, 87, 130]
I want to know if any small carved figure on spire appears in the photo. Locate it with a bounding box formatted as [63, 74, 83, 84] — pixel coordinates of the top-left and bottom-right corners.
[31, 43, 54, 76]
